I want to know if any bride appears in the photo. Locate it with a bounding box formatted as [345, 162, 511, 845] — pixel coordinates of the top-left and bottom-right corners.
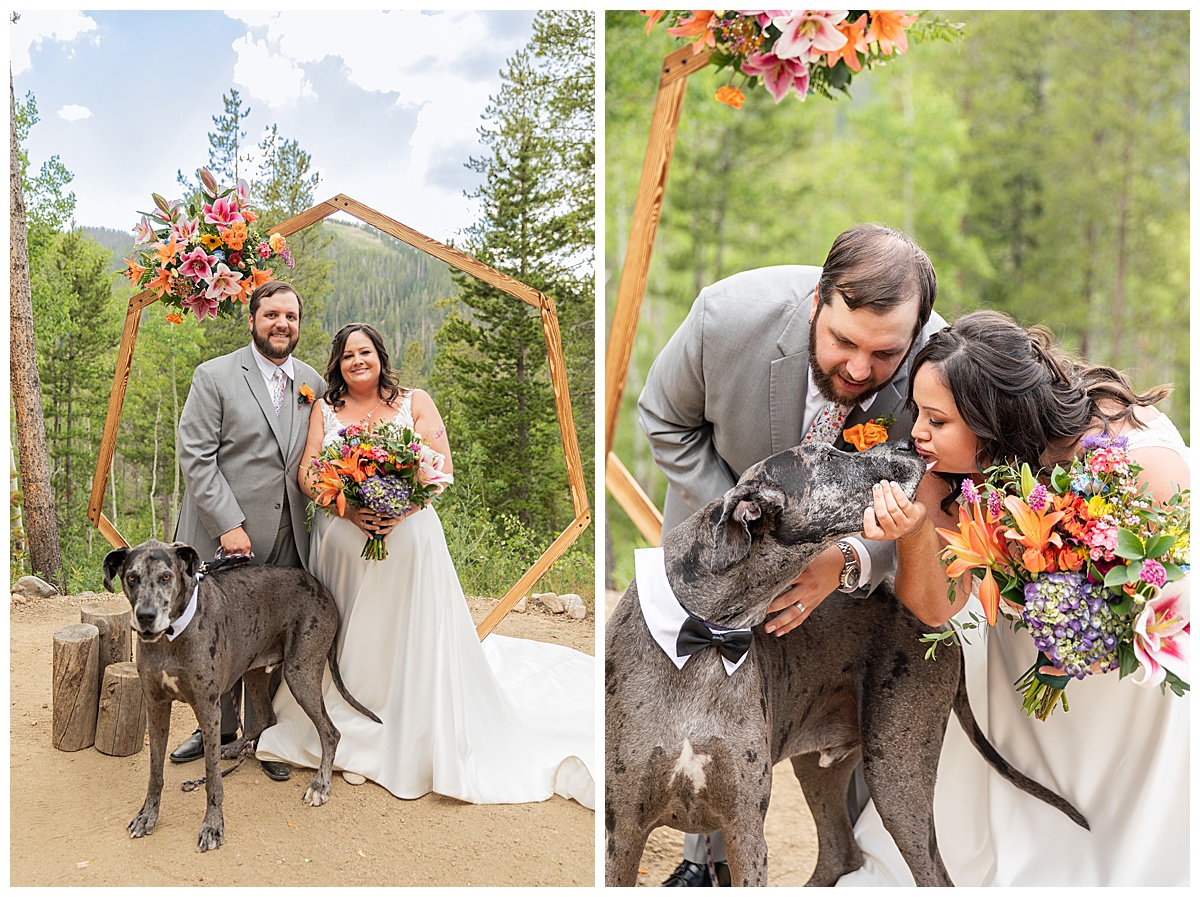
[841, 310, 1189, 886]
[256, 323, 594, 809]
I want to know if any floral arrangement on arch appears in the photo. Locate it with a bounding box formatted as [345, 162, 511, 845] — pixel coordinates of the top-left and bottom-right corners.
[923, 435, 1190, 720]
[123, 168, 294, 322]
[641, 10, 946, 108]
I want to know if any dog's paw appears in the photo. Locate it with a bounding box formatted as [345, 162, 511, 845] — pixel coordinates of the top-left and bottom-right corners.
[197, 821, 224, 852]
[220, 737, 247, 760]
[303, 779, 331, 807]
[128, 805, 158, 839]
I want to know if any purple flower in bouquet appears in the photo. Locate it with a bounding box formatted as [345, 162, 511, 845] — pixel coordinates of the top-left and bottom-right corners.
[360, 474, 413, 518]
[1022, 572, 1121, 680]
[960, 477, 980, 504]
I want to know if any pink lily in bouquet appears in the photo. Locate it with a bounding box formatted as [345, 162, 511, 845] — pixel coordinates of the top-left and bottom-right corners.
[1130, 581, 1190, 688]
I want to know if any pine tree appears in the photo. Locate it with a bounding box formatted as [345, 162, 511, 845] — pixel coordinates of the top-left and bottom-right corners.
[208, 88, 251, 183]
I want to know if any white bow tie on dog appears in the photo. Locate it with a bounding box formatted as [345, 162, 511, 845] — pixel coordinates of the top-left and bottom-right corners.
[635, 547, 752, 676]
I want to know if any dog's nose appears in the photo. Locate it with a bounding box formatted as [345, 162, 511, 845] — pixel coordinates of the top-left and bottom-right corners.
[902, 437, 917, 453]
[135, 608, 157, 629]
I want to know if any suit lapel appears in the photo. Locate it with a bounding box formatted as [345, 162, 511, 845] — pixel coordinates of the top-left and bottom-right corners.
[769, 297, 814, 454]
[241, 348, 287, 455]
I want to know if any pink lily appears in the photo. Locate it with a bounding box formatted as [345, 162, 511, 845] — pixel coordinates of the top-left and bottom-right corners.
[738, 10, 789, 29]
[771, 10, 848, 63]
[740, 51, 810, 103]
[177, 246, 218, 281]
[181, 292, 221, 322]
[203, 262, 244, 300]
[134, 215, 157, 245]
[1131, 581, 1190, 688]
[171, 216, 201, 245]
[203, 194, 245, 227]
[236, 178, 252, 205]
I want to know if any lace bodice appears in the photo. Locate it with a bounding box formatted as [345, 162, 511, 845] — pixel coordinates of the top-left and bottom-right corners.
[319, 393, 415, 449]
[1123, 412, 1189, 460]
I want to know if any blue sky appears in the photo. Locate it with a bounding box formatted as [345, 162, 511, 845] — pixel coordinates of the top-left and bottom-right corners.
[11, 9, 537, 239]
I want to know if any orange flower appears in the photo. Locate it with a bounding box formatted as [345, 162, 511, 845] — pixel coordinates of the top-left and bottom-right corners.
[243, 209, 257, 224]
[155, 234, 180, 266]
[311, 467, 349, 517]
[221, 221, 248, 250]
[843, 420, 889, 451]
[123, 257, 146, 283]
[715, 86, 745, 109]
[667, 10, 717, 53]
[865, 10, 918, 56]
[268, 233, 287, 253]
[640, 10, 666, 34]
[165, 312, 184, 325]
[298, 383, 315, 405]
[250, 266, 275, 290]
[827, 13, 868, 72]
[937, 500, 1011, 625]
[1002, 494, 1065, 575]
[146, 268, 174, 297]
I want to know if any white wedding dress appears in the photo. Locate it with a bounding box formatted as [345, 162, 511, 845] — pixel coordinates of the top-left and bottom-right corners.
[840, 414, 1190, 886]
[257, 396, 595, 809]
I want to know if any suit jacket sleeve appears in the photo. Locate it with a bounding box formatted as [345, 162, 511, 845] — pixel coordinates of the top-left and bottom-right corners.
[637, 291, 738, 526]
[177, 363, 245, 539]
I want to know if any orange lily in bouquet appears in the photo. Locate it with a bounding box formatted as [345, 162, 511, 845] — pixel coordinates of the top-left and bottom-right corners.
[924, 437, 1190, 720]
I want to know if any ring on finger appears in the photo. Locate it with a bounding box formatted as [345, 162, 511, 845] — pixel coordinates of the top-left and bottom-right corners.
[795, 600, 806, 614]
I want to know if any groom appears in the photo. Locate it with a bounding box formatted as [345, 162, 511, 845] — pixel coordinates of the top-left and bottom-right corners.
[638, 223, 945, 886]
[169, 280, 326, 781]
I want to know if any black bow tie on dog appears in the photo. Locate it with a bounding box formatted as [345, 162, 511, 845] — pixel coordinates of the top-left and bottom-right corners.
[676, 613, 753, 664]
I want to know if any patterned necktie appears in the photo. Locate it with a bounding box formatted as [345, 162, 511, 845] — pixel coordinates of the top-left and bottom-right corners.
[804, 400, 852, 445]
[271, 367, 286, 413]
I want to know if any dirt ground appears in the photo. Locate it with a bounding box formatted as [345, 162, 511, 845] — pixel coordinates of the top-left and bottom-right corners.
[10, 592, 595, 887]
[603, 591, 819, 887]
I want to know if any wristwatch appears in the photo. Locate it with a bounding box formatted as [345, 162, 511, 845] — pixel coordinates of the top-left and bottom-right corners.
[836, 540, 861, 593]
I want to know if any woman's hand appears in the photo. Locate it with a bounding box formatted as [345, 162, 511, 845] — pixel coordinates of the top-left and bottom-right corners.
[345, 506, 401, 538]
[862, 480, 928, 542]
[763, 545, 844, 636]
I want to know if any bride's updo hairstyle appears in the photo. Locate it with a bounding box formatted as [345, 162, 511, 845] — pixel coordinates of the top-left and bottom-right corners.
[323, 322, 406, 411]
[909, 310, 1170, 502]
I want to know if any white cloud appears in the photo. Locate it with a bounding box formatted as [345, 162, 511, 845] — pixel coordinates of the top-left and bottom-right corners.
[58, 104, 92, 122]
[230, 34, 315, 106]
[10, 10, 98, 75]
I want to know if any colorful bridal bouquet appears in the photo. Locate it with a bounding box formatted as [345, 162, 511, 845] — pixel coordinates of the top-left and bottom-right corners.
[641, 10, 959, 107]
[925, 435, 1190, 719]
[123, 168, 294, 322]
[308, 421, 453, 560]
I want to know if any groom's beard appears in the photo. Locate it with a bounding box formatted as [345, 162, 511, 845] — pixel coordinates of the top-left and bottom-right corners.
[253, 327, 299, 361]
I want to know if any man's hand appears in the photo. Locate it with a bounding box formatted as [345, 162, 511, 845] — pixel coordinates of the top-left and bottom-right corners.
[764, 544, 847, 636]
[219, 525, 252, 556]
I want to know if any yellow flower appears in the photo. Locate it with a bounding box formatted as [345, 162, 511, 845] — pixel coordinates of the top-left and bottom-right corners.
[200, 234, 222, 251]
[1087, 495, 1113, 519]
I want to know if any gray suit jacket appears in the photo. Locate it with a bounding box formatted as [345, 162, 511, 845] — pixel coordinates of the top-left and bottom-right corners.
[174, 344, 326, 569]
[637, 265, 947, 595]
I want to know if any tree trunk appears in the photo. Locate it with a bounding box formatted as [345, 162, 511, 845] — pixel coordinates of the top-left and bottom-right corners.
[52, 623, 100, 751]
[9, 74, 64, 589]
[94, 662, 146, 757]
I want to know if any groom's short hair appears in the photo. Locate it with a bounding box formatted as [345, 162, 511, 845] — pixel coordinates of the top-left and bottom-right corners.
[817, 224, 936, 343]
[249, 281, 304, 321]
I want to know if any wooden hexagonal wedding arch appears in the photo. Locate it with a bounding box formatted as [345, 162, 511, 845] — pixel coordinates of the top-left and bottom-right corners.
[606, 45, 713, 546]
[88, 194, 590, 640]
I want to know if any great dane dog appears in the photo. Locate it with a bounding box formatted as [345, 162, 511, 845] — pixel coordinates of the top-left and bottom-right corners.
[103, 540, 381, 852]
[604, 442, 1087, 887]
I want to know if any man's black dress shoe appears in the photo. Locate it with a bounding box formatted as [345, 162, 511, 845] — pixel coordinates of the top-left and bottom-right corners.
[169, 728, 237, 764]
[260, 760, 292, 781]
[663, 860, 731, 887]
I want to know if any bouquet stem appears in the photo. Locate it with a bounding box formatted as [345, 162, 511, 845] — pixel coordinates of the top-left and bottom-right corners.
[361, 533, 388, 561]
[1013, 651, 1071, 720]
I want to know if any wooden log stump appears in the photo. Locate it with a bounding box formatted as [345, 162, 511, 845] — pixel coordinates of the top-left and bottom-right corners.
[80, 599, 132, 691]
[52, 623, 100, 751]
[94, 661, 146, 756]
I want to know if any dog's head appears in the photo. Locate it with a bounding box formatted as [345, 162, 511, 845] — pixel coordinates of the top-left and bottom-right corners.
[666, 441, 926, 627]
[103, 540, 201, 640]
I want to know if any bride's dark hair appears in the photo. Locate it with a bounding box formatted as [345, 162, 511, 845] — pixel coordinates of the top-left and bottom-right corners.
[908, 309, 1171, 508]
[323, 323, 406, 411]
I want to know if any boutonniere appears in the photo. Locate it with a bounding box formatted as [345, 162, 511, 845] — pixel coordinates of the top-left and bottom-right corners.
[843, 414, 895, 451]
[297, 383, 316, 406]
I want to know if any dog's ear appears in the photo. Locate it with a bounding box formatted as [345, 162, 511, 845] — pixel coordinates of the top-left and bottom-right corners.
[710, 482, 786, 573]
[170, 543, 202, 579]
[102, 547, 130, 593]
